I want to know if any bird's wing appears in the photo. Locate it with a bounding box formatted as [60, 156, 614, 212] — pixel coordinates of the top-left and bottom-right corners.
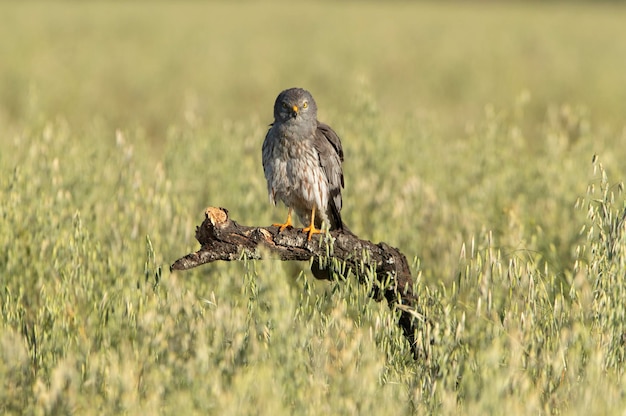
[317, 122, 344, 164]
[314, 122, 344, 229]
[261, 127, 276, 205]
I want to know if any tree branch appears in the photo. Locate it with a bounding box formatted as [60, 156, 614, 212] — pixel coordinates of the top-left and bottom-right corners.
[171, 207, 421, 358]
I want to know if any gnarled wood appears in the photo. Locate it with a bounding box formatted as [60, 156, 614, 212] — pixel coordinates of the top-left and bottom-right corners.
[171, 207, 421, 358]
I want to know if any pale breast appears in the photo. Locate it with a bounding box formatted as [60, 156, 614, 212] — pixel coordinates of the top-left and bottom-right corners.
[264, 134, 329, 225]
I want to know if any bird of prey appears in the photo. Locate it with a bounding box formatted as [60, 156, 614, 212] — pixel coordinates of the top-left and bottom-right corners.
[262, 87, 345, 241]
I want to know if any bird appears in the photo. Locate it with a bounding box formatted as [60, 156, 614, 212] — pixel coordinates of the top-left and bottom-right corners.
[262, 87, 345, 245]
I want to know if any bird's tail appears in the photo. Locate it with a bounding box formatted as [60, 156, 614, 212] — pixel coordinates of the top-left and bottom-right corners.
[329, 199, 343, 231]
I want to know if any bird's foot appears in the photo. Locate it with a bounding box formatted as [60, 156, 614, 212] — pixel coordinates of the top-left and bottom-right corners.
[273, 222, 293, 232]
[302, 224, 323, 241]
[272, 214, 293, 232]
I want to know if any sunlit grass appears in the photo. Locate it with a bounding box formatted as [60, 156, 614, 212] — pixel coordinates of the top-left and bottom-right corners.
[2, 1, 626, 414]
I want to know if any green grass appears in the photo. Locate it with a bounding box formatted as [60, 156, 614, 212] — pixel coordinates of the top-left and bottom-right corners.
[2, 1, 626, 414]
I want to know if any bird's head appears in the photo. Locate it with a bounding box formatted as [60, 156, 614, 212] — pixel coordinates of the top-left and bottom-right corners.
[273, 88, 317, 123]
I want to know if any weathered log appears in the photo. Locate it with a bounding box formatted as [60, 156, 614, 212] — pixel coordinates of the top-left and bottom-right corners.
[171, 207, 421, 358]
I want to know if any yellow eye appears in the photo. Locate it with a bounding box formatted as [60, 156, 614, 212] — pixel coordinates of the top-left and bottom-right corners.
[282, 102, 289, 109]
[302, 102, 308, 109]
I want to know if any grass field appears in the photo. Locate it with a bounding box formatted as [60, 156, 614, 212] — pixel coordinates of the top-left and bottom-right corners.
[2, 1, 626, 414]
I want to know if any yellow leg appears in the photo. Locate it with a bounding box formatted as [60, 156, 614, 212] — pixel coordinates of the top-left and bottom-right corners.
[302, 206, 323, 240]
[272, 208, 294, 232]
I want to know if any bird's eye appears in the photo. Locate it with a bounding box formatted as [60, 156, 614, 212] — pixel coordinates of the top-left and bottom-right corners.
[302, 102, 308, 109]
[281, 102, 289, 110]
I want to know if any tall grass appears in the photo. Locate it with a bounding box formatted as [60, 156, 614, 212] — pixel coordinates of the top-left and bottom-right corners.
[2, 2, 626, 414]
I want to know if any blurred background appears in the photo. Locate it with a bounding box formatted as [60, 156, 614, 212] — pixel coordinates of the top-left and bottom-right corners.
[2, 1, 625, 136]
[4, 3, 626, 412]
[1, 1, 625, 280]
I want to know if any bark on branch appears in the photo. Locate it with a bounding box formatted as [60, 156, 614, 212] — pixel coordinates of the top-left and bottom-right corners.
[171, 207, 422, 358]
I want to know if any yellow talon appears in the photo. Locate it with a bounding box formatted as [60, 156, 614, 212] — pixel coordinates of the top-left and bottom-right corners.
[302, 206, 323, 240]
[273, 208, 293, 232]
[302, 224, 322, 241]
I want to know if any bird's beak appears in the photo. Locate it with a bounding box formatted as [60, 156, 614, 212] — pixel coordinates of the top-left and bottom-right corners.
[291, 105, 299, 118]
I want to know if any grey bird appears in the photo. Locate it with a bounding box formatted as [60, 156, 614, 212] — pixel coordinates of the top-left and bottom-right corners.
[262, 87, 345, 244]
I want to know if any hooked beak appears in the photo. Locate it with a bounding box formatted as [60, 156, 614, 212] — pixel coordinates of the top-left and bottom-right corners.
[290, 105, 299, 118]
